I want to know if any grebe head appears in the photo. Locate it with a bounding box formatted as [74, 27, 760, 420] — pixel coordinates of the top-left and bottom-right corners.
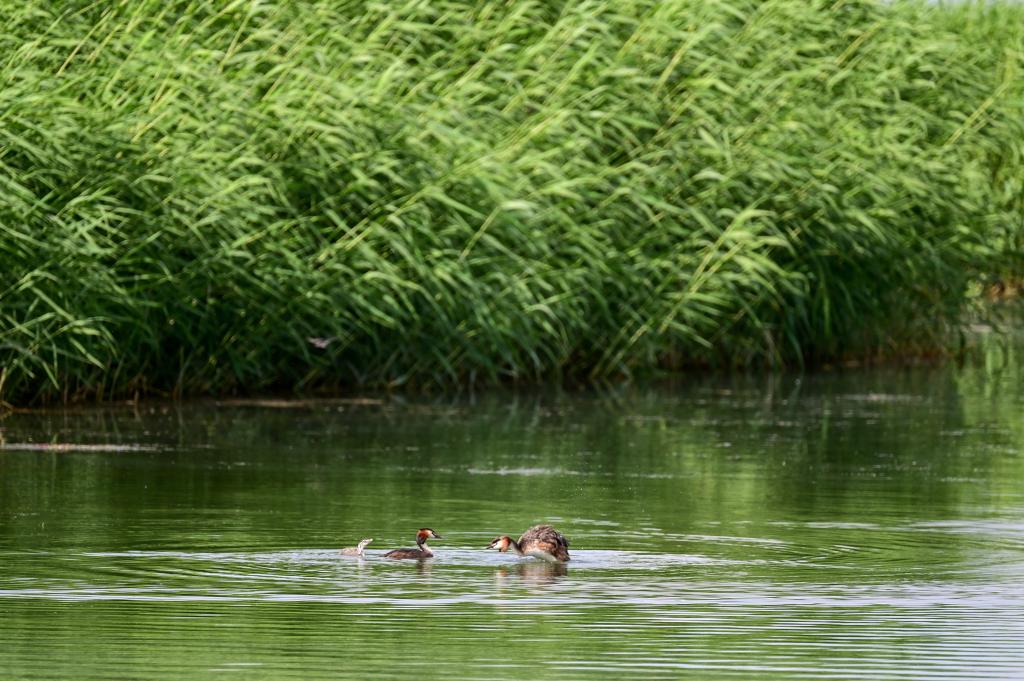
[357, 538, 373, 550]
[488, 535, 514, 552]
[417, 528, 442, 541]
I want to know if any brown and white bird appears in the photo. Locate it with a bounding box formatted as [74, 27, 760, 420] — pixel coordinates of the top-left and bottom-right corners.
[384, 528, 442, 560]
[488, 524, 570, 562]
[340, 538, 373, 556]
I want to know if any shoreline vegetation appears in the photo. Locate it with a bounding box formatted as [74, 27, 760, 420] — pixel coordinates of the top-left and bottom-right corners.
[1, 1, 1022, 405]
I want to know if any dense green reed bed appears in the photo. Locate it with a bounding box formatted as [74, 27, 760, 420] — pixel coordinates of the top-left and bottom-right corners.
[1, 1, 1022, 403]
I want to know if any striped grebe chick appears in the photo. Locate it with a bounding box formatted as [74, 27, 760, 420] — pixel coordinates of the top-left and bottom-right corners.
[488, 524, 570, 562]
[340, 538, 373, 556]
[384, 528, 442, 560]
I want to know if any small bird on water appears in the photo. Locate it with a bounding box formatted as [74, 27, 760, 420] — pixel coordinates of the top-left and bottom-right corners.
[340, 538, 373, 556]
[384, 528, 442, 560]
[487, 524, 570, 562]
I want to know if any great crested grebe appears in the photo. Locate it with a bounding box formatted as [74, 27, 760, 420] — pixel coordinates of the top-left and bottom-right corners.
[340, 538, 373, 556]
[384, 528, 442, 560]
[488, 524, 570, 562]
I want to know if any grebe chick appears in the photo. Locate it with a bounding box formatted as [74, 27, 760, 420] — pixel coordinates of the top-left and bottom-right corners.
[488, 524, 570, 562]
[384, 528, 442, 560]
[340, 538, 373, 556]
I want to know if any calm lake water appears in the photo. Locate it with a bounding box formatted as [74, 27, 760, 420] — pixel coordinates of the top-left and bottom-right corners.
[2, 347, 1023, 679]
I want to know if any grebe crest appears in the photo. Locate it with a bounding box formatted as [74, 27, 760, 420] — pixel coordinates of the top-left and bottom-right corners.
[340, 538, 373, 556]
[488, 536, 515, 553]
[384, 528, 442, 560]
[488, 524, 570, 563]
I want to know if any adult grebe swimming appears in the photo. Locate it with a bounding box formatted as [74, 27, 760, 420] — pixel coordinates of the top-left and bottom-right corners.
[340, 538, 373, 556]
[384, 528, 442, 560]
[488, 524, 570, 562]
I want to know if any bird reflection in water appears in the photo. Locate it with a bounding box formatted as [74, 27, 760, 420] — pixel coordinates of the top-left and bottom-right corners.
[495, 560, 568, 589]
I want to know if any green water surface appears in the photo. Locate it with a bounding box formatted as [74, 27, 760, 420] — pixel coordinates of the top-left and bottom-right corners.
[2, 351, 1023, 679]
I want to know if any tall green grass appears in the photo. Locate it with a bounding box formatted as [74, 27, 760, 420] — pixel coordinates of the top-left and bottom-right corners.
[1, 0, 1022, 404]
